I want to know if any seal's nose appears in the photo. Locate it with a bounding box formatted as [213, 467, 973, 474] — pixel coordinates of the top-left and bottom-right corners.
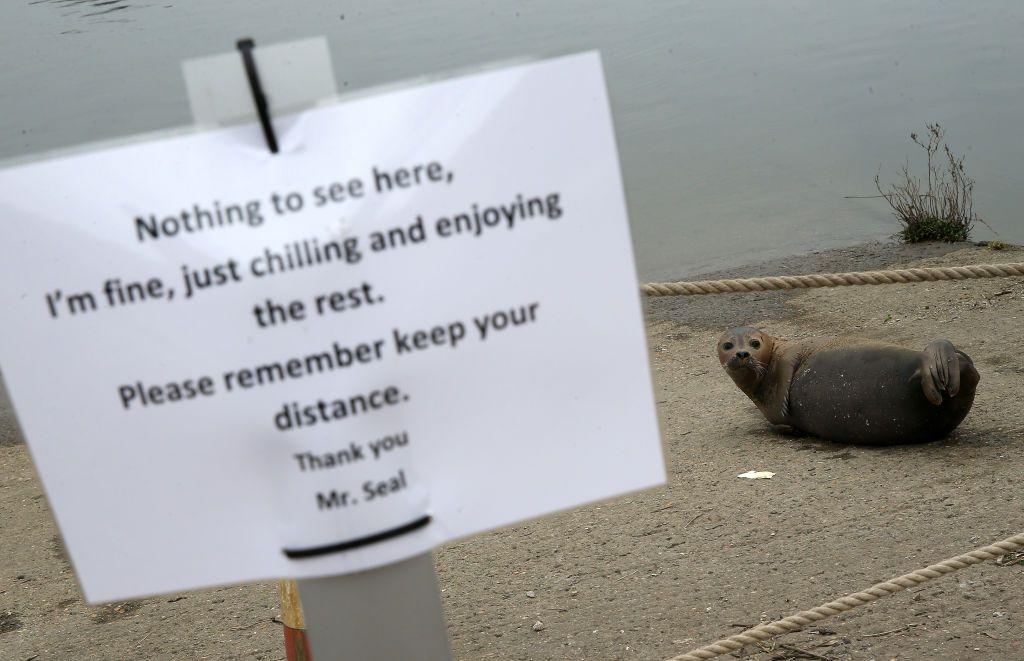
[736, 351, 750, 359]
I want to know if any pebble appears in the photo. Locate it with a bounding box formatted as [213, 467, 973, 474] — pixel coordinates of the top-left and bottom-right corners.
[526, 591, 536, 598]
[532, 621, 546, 632]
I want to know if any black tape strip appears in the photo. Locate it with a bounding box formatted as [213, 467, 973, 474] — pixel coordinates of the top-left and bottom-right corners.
[282, 515, 432, 559]
[236, 38, 279, 154]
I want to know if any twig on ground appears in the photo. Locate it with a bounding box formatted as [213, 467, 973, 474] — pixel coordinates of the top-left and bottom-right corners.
[778, 643, 834, 660]
[810, 639, 843, 648]
[861, 624, 919, 638]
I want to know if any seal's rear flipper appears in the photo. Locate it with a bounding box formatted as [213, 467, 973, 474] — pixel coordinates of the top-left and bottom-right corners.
[918, 340, 961, 405]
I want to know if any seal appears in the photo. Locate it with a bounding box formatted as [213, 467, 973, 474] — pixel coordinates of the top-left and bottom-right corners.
[717, 327, 979, 444]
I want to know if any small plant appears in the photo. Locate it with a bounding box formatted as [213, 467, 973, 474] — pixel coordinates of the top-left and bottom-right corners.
[874, 123, 981, 243]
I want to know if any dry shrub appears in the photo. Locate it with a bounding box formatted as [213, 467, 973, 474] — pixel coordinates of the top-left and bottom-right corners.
[875, 123, 981, 243]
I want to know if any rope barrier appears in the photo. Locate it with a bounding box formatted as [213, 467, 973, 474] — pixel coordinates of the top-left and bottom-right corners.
[643, 262, 1024, 297]
[666, 532, 1024, 661]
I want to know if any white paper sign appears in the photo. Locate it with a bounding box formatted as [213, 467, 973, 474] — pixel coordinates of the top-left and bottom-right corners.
[0, 52, 664, 603]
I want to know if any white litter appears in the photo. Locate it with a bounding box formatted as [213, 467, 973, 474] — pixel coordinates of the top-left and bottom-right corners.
[738, 471, 775, 480]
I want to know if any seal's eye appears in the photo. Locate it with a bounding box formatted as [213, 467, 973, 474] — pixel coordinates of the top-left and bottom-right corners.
[722, 342, 734, 350]
[750, 340, 761, 349]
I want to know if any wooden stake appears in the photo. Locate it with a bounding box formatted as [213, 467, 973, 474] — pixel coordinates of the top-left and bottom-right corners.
[279, 579, 312, 661]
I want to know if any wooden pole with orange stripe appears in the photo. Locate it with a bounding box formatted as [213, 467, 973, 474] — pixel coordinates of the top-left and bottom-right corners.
[279, 579, 312, 661]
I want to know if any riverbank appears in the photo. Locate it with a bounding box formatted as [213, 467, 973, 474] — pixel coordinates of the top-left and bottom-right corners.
[2, 240, 1022, 659]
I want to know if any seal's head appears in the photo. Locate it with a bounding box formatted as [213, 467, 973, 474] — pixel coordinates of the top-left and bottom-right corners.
[717, 327, 775, 391]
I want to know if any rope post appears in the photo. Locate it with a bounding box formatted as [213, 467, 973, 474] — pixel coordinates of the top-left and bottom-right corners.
[279, 579, 312, 661]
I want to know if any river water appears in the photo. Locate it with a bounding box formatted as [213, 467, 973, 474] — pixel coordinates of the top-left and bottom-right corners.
[1, 0, 1022, 280]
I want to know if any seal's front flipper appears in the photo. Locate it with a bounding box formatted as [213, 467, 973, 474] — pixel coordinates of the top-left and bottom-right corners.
[919, 340, 961, 405]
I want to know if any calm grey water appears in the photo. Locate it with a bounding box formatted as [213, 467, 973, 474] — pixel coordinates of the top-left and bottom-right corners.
[0, 2, 1022, 447]
[1, 0, 1022, 281]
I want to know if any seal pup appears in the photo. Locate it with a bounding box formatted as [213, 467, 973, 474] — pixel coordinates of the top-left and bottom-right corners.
[717, 327, 979, 445]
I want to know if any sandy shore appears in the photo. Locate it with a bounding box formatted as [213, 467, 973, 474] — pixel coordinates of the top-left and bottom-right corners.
[2, 241, 1022, 660]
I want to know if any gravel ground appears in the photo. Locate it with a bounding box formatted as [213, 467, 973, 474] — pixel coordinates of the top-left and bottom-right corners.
[2, 241, 1022, 660]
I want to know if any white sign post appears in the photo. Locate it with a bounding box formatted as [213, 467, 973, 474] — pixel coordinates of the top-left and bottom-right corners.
[0, 41, 664, 659]
[186, 38, 454, 660]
